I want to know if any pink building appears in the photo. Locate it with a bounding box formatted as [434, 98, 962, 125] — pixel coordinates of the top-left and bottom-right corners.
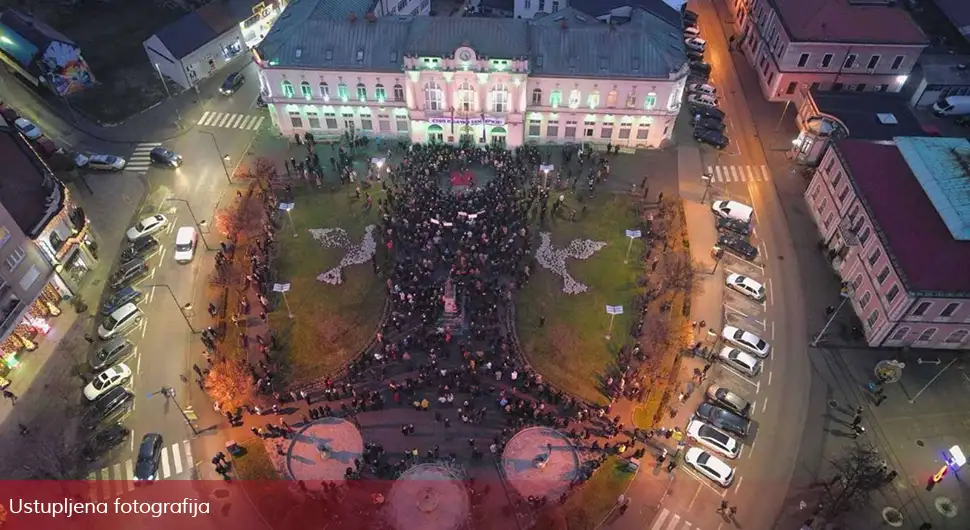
[253, 3, 686, 148]
[805, 137, 970, 349]
[727, 0, 927, 102]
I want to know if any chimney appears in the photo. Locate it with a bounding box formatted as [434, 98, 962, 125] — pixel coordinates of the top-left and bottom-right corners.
[348, 12, 357, 22]
[365, 11, 377, 22]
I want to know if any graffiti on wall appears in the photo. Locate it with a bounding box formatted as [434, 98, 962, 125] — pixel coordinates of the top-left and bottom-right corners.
[41, 41, 94, 95]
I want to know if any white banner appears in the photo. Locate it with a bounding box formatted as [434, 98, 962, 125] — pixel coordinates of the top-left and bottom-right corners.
[606, 305, 624, 315]
[278, 202, 295, 211]
[429, 116, 506, 126]
[625, 229, 642, 238]
[273, 283, 291, 293]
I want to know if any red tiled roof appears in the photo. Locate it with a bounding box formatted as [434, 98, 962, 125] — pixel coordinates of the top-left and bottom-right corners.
[773, 0, 927, 45]
[837, 139, 970, 294]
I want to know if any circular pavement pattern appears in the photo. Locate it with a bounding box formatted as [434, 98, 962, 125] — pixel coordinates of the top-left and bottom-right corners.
[385, 463, 470, 530]
[501, 426, 580, 501]
[286, 417, 364, 489]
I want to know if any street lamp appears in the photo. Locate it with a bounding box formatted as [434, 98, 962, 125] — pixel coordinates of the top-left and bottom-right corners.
[153, 63, 182, 127]
[158, 387, 199, 435]
[199, 130, 233, 185]
[165, 197, 215, 251]
[700, 172, 713, 203]
[145, 283, 200, 334]
[710, 245, 724, 274]
[811, 282, 853, 347]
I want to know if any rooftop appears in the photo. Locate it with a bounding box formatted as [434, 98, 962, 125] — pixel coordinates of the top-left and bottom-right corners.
[258, 0, 685, 78]
[154, 0, 289, 60]
[771, 0, 927, 45]
[810, 91, 927, 141]
[894, 137, 970, 241]
[915, 54, 970, 86]
[933, 0, 970, 43]
[0, 121, 64, 239]
[837, 137, 970, 294]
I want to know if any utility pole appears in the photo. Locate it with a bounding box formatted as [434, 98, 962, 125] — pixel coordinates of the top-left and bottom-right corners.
[166, 197, 215, 251]
[199, 130, 233, 185]
[811, 283, 852, 347]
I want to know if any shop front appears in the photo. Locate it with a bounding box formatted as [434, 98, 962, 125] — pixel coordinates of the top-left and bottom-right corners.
[0, 285, 62, 376]
[35, 199, 97, 296]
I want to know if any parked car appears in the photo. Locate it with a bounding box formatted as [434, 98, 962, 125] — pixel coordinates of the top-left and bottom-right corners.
[150, 147, 183, 167]
[711, 200, 753, 223]
[82, 387, 134, 430]
[76, 153, 127, 171]
[83, 363, 133, 401]
[722, 325, 770, 358]
[687, 50, 704, 62]
[686, 420, 741, 459]
[689, 61, 712, 77]
[694, 402, 751, 437]
[134, 433, 164, 483]
[685, 37, 707, 52]
[126, 214, 168, 242]
[694, 129, 730, 150]
[14, 118, 42, 140]
[715, 216, 750, 236]
[101, 286, 143, 316]
[693, 105, 725, 121]
[98, 303, 143, 340]
[695, 118, 726, 133]
[220, 72, 245, 95]
[706, 384, 752, 418]
[0, 104, 19, 122]
[683, 8, 699, 23]
[684, 447, 735, 487]
[684, 26, 701, 38]
[726, 273, 765, 301]
[121, 236, 160, 262]
[688, 94, 718, 108]
[718, 346, 761, 376]
[89, 337, 134, 372]
[108, 259, 149, 290]
[689, 83, 717, 96]
[173, 226, 198, 263]
[81, 423, 130, 462]
[717, 233, 759, 261]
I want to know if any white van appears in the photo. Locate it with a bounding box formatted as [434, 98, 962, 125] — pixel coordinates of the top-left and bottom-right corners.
[98, 303, 143, 340]
[173, 226, 198, 263]
[932, 95, 970, 116]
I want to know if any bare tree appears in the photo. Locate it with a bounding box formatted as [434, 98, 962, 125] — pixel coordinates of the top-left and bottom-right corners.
[659, 250, 696, 293]
[816, 443, 892, 521]
[205, 360, 256, 410]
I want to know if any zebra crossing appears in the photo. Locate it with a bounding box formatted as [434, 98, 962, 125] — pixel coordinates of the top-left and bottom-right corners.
[650, 508, 702, 530]
[86, 440, 194, 500]
[196, 111, 265, 130]
[708, 164, 771, 183]
[126, 142, 160, 174]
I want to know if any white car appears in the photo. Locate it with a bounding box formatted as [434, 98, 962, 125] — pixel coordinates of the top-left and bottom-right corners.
[688, 94, 718, 108]
[722, 325, 770, 358]
[686, 420, 741, 459]
[126, 214, 168, 242]
[726, 273, 766, 301]
[77, 153, 127, 171]
[684, 447, 735, 487]
[83, 363, 133, 401]
[684, 26, 701, 38]
[689, 83, 717, 96]
[718, 346, 761, 376]
[14, 118, 42, 140]
[685, 37, 707, 52]
[711, 200, 753, 223]
[173, 226, 198, 263]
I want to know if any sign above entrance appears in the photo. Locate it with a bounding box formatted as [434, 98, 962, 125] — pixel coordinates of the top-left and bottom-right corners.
[429, 117, 506, 127]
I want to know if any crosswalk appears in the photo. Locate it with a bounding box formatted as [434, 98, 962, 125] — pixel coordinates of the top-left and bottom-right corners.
[650, 508, 702, 530]
[126, 142, 159, 174]
[86, 440, 194, 500]
[707, 165, 771, 183]
[196, 111, 265, 130]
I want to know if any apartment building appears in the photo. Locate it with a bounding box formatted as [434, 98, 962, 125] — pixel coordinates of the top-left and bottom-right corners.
[805, 136, 970, 349]
[729, 0, 928, 102]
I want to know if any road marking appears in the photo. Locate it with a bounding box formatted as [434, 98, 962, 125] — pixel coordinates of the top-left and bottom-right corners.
[760, 241, 768, 260]
[718, 363, 760, 389]
[768, 370, 773, 386]
[761, 165, 771, 181]
[184, 440, 194, 467]
[197, 111, 211, 125]
[771, 320, 775, 341]
[149, 285, 156, 304]
[680, 464, 728, 496]
[762, 397, 768, 413]
[767, 278, 773, 307]
[687, 483, 702, 511]
[159, 246, 167, 263]
[149, 267, 156, 280]
[141, 320, 148, 339]
[724, 304, 749, 318]
[650, 509, 671, 530]
[748, 438, 757, 459]
[172, 443, 183, 474]
[160, 446, 171, 478]
[124, 460, 135, 492]
[135, 347, 142, 374]
[733, 474, 744, 494]
[130, 430, 135, 452]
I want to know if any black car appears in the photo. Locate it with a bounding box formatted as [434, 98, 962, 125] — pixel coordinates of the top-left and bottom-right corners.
[683, 8, 698, 23]
[687, 50, 704, 62]
[149, 146, 182, 167]
[121, 236, 160, 262]
[718, 234, 759, 261]
[108, 258, 149, 290]
[220, 72, 245, 95]
[695, 129, 730, 150]
[694, 403, 750, 437]
[716, 216, 751, 237]
[81, 423, 130, 462]
[134, 433, 164, 483]
[694, 106, 725, 121]
[89, 337, 134, 371]
[83, 387, 134, 430]
[690, 61, 712, 76]
[694, 116, 725, 132]
[101, 286, 142, 316]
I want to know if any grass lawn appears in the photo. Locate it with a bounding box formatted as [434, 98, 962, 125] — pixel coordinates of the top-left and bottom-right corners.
[541, 457, 635, 529]
[516, 193, 644, 404]
[269, 184, 387, 385]
[233, 438, 279, 480]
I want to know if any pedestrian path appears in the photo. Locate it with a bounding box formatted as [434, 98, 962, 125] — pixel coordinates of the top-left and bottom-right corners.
[197, 111, 265, 131]
[126, 142, 161, 174]
[707, 165, 770, 183]
[86, 439, 194, 500]
[649, 508, 703, 530]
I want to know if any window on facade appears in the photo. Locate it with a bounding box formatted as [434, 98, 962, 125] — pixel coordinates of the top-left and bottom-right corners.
[552, 0, 559, 11]
[876, 84, 889, 92]
[4, 246, 24, 272]
[912, 301, 931, 316]
[568, 89, 581, 108]
[528, 118, 541, 136]
[867, 55, 880, 69]
[531, 88, 542, 106]
[600, 118, 613, 139]
[457, 82, 475, 112]
[945, 329, 969, 344]
[320, 82, 330, 100]
[546, 118, 559, 137]
[859, 291, 872, 310]
[811, 82, 821, 91]
[282, 80, 294, 97]
[626, 93, 636, 108]
[300, 81, 312, 98]
[837, 185, 850, 204]
[396, 117, 409, 132]
[821, 54, 833, 68]
[361, 118, 373, 131]
[831, 170, 843, 188]
[853, 273, 863, 290]
[324, 112, 337, 129]
[524, 0, 530, 8]
[917, 328, 937, 342]
[619, 118, 632, 139]
[583, 118, 595, 137]
[379, 118, 391, 132]
[885, 284, 899, 303]
[564, 120, 577, 138]
[855, 84, 866, 92]
[307, 111, 320, 129]
[817, 197, 828, 215]
[587, 91, 600, 109]
[890, 55, 904, 70]
[822, 212, 834, 229]
[397, 0, 407, 10]
[375, 84, 386, 102]
[797, 53, 809, 67]
[393, 84, 404, 102]
[636, 120, 650, 140]
[877, 266, 890, 284]
[857, 226, 871, 245]
[550, 90, 562, 107]
[890, 326, 909, 341]
[866, 309, 879, 328]
[338, 82, 349, 100]
[606, 90, 617, 107]
[644, 93, 657, 110]
[844, 54, 857, 68]
[941, 302, 960, 318]
[811, 185, 821, 200]
[868, 248, 881, 266]
[289, 111, 302, 128]
[786, 82, 797, 95]
[356, 83, 367, 101]
[491, 84, 509, 113]
[425, 82, 443, 111]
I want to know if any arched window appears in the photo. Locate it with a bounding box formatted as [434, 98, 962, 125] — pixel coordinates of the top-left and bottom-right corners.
[49, 232, 63, 252]
[568, 89, 581, 108]
[531, 88, 542, 106]
[300, 81, 312, 98]
[549, 89, 562, 107]
[889, 326, 910, 341]
[456, 81, 475, 112]
[337, 82, 349, 100]
[425, 82, 443, 111]
[393, 84, 405, 102]
[606, 90, 618, 107]
[644, 92, 657, 109]
[587, 90, 600, 109]
[375, 83, 386, 102]
[490, 83, 509, 113]
[356, 83, 367, 101]
[320, 82, 330, 100]
[917, 328, 938, 342]
[945, 329, 969, 344]
[281, 80, 294, 98]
